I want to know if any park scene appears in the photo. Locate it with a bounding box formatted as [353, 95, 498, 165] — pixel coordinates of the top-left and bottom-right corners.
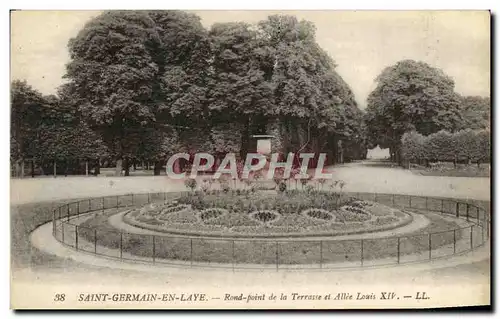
[10, 11, 490, 309]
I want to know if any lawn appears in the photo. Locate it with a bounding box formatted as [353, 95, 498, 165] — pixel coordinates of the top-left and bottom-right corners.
[411, 162, 490, 177]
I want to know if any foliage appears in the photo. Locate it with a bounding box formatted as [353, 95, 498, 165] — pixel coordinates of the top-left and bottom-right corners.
[184, 178, 197, 191]
[278, 181, 287, 193]
[401, 129, 490, 165]
[15, 11, 370, 168]
[365, 59, 463, 162]
[457, 96, 490, 130]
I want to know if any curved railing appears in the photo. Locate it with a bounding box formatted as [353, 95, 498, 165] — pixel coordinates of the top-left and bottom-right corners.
[51, 191, 490, 270]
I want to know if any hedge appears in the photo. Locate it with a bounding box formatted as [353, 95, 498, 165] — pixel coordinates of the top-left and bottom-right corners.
[402, 129, 490, 165]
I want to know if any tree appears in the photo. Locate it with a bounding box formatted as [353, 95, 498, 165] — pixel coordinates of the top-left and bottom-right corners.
[365, 60, 463, 164]
[207, 21, 274, 158]
[65, 10, 211, 175]
[256, 15, 366, 164]
[10, 80, 45, 176]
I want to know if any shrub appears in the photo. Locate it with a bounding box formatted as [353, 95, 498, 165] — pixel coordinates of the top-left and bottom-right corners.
[278, 181, 287, 193]
[184, 178, 197, 191]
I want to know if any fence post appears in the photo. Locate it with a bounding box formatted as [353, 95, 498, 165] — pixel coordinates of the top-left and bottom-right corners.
[75, 225, 78, 250]
[77, 201, 80, 215]
[232, 240, 235, 272]
[102, 197, 105, 211]
[94, 229, 97, 254]
[392, 194, 395, 206]
[132, 194, 134, 206]
[190, 238, 193, 267]
[409, 196, 412, 208]
[425, 197, 428, 210]
[152, 235, 155, 263]
[397, 237, 400, 264]
[466, 204, 469, 221]
[470, 226, 473, 250]
[428, 233, 432, 260]
[482, 217, 485, 242]
[67, 205, 70, 222]
[360, 239, 364, 267]
[320, 241, 323, 269]
[52, 210, 56, 236]
[456, 202, 459, 218]
[116, 196, 119, 208]
[276, 242, 279, 272]
[88, 199, 91, 212]
[148, 193, 151, 203]
[62, 222, 65, 243]
[453, 230, 456, 254]
[441, 199, 444, 214]
[120, 233, 123, 259]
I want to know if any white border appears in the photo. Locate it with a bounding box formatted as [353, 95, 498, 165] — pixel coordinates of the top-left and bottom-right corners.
[2, 1, 497, 317]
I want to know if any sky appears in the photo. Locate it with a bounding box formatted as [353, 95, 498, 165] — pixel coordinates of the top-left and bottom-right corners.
[10, 10, 490, 108]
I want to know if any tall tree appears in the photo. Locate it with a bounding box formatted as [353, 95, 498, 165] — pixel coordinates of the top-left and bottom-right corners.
[207, 21, 274, 158]
[365, 59, 463, 163]
[10, 80, 45, 175]
[65, 10, 211, 175]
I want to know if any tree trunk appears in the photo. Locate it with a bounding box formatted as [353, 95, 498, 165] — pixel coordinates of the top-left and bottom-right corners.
[123, 158, 130, 176]
[115, 158, 123, 176]
[31, 159, 35, 177]
[146, 162, 150, 170]
[133, 162, 137, 171]
[20, 159, 25, 178]
[154, 161, 162, 176]
[95, 158, 101, 175]
[240, 118, 251, 159]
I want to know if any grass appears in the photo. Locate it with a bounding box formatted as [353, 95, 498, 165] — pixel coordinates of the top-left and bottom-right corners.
[11, 199, 86, 269]
[411, 162, 490, 177]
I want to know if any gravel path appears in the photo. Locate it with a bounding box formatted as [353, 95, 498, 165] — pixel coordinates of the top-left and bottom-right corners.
[11, 160, 490, 205]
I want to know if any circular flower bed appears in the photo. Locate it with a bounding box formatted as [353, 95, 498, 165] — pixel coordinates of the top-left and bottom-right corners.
[123, 192, 412, 238]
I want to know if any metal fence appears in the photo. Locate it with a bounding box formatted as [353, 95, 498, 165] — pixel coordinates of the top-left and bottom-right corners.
[52, 191, 490, 270]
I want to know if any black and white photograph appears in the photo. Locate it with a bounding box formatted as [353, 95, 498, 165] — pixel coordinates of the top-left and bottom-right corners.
[9, 9, 491, 309]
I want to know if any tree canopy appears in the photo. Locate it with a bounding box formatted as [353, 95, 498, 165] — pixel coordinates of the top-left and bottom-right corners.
[365, 59, 464, 162]
[13, 11, 372, 176]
